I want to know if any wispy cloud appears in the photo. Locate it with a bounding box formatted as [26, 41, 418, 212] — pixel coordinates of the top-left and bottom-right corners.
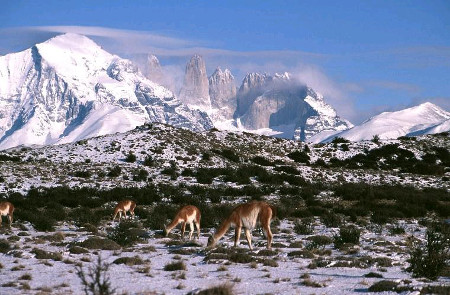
[365, 80, 421, 95]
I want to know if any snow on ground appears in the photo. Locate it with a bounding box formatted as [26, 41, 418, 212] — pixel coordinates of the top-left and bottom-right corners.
[1, 217, 448, 295]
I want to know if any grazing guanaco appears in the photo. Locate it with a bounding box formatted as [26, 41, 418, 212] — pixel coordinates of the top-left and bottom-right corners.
[165, 205, 201, 240]
[207, 201, 274, 250]
[0, 201, 14, 226]
[112, 200, 136, 222]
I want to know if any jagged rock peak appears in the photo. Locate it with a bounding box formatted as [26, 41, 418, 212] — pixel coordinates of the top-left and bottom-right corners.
[208, 67, 236, 111]
[179, 54, 211, 111]
[146, 54, 165, 85]
[239, 72, 269, 92]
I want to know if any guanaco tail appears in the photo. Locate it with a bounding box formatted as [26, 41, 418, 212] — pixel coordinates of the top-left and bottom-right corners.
[113, 200, 136, 222]
[207, 201, 274, 250]
[0, 201, 14, 226]
[165, 205, 201, 240]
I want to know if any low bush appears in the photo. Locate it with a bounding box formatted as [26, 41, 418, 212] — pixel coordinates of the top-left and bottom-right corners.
[107, 166, 121, 177]
[113, 256, 144, 266]
[188, 283, 234, 295]
[407, 226, 449, 280]
[79, 237, 121, 251]
[32, 248, 62, 261]
[294, 217, 314, 235]
[0, 239, 11, 253]
[164, 261, 186, 271]
[368, 280, 399, 292]
[334, 226, 360, 248]
[125, 151, 137, 163]
[107, 221, 144, 247]
[287, 150, 310, 163]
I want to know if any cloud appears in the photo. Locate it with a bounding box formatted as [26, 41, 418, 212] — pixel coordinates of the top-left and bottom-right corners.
[365, 80, 421, 95]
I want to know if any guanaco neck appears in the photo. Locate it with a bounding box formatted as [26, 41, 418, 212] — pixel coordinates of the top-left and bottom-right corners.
[213, 214, 236, 241]
[166, 216, 182, 231]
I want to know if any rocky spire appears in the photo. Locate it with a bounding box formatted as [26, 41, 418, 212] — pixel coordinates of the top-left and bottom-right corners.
[146, 54, 165, 85]
[236, 72, 269, 115]
[179, 55, 211, 111]
[208, 67, 237, 110]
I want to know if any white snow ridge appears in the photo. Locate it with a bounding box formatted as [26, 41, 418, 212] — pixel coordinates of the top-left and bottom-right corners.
[310, 102, 450, 142]
[0, 33, 213, 150]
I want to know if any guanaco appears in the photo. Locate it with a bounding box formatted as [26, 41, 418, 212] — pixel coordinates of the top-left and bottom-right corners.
[112, 200, 136, 222]
[0, 201, 14, 226]
[207, 201, 274, 250]
[165, 205, 201, 240]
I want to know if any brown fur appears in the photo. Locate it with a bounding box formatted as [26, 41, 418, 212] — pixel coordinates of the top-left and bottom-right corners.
[207, 201, 274, 250]
[0, 201, 14, 226]
[165, 205, 201, 240]
[112, 200, 136, 222]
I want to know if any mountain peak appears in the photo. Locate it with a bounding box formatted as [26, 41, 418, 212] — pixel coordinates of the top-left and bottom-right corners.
[314, 101, 450, 142]
[38, 33, 102, 53]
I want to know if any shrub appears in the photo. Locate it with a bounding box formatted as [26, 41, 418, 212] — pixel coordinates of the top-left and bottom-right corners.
[189, 283, 234, 295]
[287, 150, 310, 163]
[125, 151, 137, 163]
[69, 208, 103, 226]
[32, 248, 62, 261]
[143, 155, 154, 167]
[73, 170, 92, 178]
[371, 134, 380, 143]
[0, 239, 11, 253]
[332, 137, 350, 144]
[112, 256, 144, 266]
[306, 235, 333, 249]
[334, 226, 360, 248]
[76, 255, 115, 295]
[107, 166, 121, 177]
[132, 169, 149, 181]
[321, 212, 343, 228]
[143, 204, 177, 230]
[368, 280, 399, 292]
[364, 272, 383, 278]
[252, 156, 275, 166]
[16, 209, 56, 232]
[407, 227, 449, 280]
[294, 217, 314, 235]
[213, 149, 240, 162]
[107, 221, 144, 247]
[79, 237, 121, 251]
[164, 261, 186, 271]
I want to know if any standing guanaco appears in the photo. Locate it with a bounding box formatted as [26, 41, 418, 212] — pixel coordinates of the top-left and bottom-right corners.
[112, 200, 136, 222]
[0, 201, 14, 226]
[165, 205, 201, 240]
[207, 201, 274, 250]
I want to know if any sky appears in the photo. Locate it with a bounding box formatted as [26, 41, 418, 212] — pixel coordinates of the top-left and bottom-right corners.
[1, 0, 450, 124]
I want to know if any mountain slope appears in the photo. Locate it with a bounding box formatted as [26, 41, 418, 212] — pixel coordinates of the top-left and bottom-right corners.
[0, 34, 213, 150]
[310, 102, 450, 142]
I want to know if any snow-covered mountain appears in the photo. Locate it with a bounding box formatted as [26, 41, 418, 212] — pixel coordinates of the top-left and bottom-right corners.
[310, 102, 450, 142]
[0, 34, 213, 150]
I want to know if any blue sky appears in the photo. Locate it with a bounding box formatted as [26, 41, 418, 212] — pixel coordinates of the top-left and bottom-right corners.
[1, 0, 450, 123]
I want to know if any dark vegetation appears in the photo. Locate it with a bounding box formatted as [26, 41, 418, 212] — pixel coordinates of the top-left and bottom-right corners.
[3, 178, 447, 239]
[316, 144, 449, 176]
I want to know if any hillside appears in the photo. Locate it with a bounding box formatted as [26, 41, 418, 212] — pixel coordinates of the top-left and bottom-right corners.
[0, 125, 449, 294]
[0, 123, 448, 194]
